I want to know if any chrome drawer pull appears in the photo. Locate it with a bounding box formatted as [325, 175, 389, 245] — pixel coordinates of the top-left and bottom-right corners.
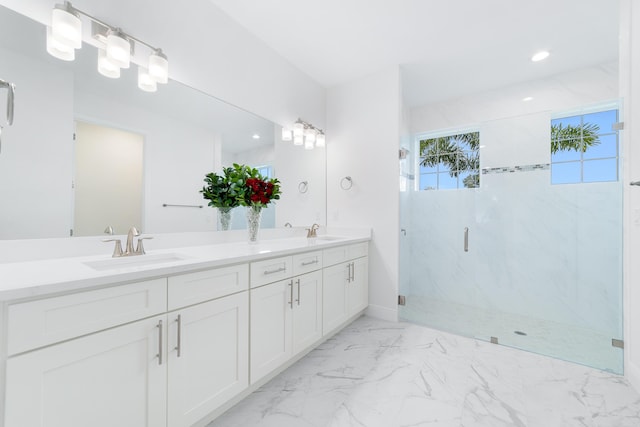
[301, 259, 319, 266]
[264, 266, 286, 275]
[175, 315, 182, 358]
[157, 320, 163, 365]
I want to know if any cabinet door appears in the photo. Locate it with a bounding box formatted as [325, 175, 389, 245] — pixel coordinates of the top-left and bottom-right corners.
[167, 292, 249, 427]
[322, 262, 349, 335]
[250, 280, 293, 384]
[4, 315, 167, 427]
[348, 257, 369, 315]
[292, 270, 323, 355]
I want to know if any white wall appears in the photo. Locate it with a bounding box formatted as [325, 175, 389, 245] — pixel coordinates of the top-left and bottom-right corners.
[621, 0, 640, 391]
[326, 67, 401, 321]
[0, 46, 74, 239]
[0, 0, 326, 130]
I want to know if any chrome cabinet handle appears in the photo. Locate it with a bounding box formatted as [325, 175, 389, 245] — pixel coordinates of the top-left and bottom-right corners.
[175, 315, 182, 358]
[264, 266, 286, 275]
[346, 263, 352, 283]
[301, 259, 319, 266]
[351, 262, 355, 282]
[157, 320, 163, 365]
[464, 227, 469, 252]
[296, 279, 301, 305]
[288, 280, 294, 309]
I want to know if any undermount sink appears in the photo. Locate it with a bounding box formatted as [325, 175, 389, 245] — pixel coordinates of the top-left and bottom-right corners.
[315, 235, 347, 241]
[84, 253, 188, 271]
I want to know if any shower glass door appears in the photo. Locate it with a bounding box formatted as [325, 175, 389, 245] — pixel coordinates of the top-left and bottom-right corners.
[399, 107, 624, 374]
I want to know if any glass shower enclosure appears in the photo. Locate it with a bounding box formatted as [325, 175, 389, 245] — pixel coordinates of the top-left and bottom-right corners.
[399, 106, 624, 374]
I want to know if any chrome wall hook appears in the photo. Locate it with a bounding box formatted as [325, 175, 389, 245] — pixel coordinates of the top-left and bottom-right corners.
[298, 181, 308, 193]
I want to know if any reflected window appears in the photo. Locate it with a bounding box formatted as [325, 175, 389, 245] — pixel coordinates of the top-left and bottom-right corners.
[418, 131, 480, 190]
[551, 109, 619, 184]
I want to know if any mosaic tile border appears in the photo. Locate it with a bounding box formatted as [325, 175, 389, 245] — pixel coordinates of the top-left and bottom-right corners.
[481, 163, 550, 175]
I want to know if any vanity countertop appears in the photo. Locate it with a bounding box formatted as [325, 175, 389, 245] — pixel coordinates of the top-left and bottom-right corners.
[0, 234, 370, 302]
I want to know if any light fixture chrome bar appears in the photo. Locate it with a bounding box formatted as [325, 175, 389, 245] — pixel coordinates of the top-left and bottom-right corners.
[66, 2, 161, 53]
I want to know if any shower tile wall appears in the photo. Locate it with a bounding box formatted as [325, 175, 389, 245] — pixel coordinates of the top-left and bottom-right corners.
[403, 110, 623, 372]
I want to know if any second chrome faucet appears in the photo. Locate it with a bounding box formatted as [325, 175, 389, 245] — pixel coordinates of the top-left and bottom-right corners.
[104, 226, 153, 257]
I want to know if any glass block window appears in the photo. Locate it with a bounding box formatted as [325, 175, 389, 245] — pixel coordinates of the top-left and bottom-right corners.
[551, 109, 619, 184]
[418, 131, 480, 190]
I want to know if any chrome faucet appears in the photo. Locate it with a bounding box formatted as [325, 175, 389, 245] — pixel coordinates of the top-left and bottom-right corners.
[125, 226, 140, 255]
[306, 223, 320, 238]
[103, 226, 152, 258]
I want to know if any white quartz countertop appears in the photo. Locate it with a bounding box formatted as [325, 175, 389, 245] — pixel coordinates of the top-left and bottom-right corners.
[0, 234, 370, 302]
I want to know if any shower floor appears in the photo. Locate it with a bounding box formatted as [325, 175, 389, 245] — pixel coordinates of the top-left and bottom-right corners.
[399, 295, 623, 374]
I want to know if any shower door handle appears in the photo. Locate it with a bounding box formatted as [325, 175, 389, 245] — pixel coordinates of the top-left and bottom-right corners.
[464, 227, 469, 252]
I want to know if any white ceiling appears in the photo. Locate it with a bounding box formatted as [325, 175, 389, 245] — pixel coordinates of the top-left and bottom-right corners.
[209, 0, 619, 107]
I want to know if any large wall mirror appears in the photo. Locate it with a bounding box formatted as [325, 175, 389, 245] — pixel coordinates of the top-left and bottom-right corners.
[0, 4, 326, 240]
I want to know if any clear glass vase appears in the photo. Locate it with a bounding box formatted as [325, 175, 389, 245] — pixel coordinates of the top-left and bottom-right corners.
[246, 205, 262, 243]
[217, 207, 233, 231]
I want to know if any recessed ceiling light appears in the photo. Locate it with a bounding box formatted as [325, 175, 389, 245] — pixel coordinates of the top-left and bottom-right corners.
[531, 51, 550, 62]
[252, 133, 260, 139]
[522, 96, 533, 102]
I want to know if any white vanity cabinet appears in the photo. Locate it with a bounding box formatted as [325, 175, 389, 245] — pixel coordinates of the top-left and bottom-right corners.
[250, 252, 323, 384]
[1, 237, 369, 427]
[5, 314, 168, 427]
[322, 243, 369, 335]
[3, 264, 250, 427]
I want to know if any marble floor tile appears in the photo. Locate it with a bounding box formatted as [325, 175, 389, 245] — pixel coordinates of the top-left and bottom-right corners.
[208, 316, 640, 427]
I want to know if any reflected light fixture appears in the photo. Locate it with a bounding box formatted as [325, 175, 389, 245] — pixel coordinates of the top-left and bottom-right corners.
[46, 27, 75, 61]
[46, 1, 169, 92]
[98, 49, 120, 78]
[281, 128, 293, 141]
[137, 67, 157, 92]
[285, 118, 325, 150]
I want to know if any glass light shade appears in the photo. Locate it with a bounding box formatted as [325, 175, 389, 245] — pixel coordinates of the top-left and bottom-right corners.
[148, 50, 168, 84]
[293, 134, 303, 146]
[315, 133, 326, 147]
[98, 49, 120, 78]
[138, 66, 157, 92]
[304, 139, 314, 150]
[106, 30, 131, 69]
[51, 4, 82, 49]
[293, 121, 304, 138]
[281, 128, 292, 141]
[304, 128, 316, 144]
[46, 26, 75, 61]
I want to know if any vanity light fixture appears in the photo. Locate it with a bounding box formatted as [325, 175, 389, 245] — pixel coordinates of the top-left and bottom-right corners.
[531, 51, 550, 62]
[286, 118, 325, 150]
[46, 1, 169, 92]
[46, 27, 75, 61]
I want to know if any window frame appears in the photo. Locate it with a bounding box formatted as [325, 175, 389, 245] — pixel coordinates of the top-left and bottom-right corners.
[415, 128, 481, 191]
[550, 105, 620, 185]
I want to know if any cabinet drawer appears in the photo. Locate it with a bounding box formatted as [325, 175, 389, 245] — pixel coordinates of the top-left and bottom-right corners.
[323, 243, 368, 267]
[168, 264, 248, 310]
[292, 251, 323, 276]
[250, 256, 293, 288]
[7, 278, 167, 356]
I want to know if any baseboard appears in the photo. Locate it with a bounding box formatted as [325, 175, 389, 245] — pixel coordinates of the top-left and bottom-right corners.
[365, 304, 397, 322]
[626, 360, 640, 392]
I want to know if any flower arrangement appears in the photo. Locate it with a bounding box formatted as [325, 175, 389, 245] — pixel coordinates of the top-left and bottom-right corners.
[200, 163, 281, 209]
